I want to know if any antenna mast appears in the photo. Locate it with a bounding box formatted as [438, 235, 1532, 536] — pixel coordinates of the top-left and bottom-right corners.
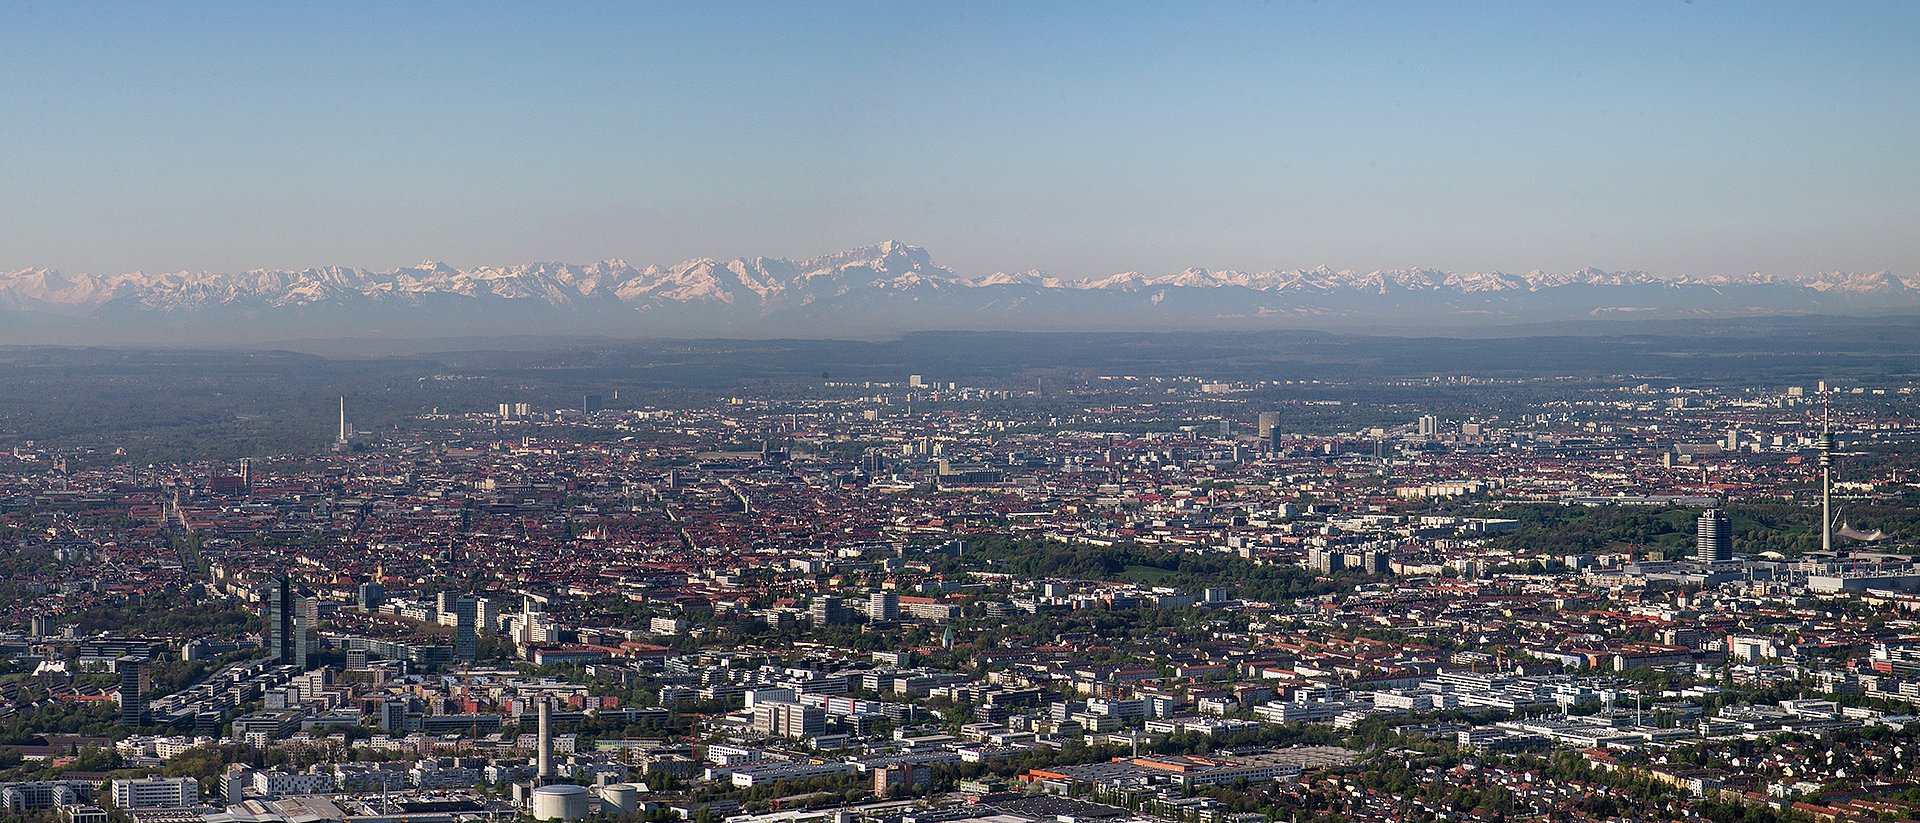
[1818, 390, 1834, 554]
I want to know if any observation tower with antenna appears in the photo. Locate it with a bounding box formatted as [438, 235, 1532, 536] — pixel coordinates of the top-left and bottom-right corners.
[1818, 389, 1835, 553]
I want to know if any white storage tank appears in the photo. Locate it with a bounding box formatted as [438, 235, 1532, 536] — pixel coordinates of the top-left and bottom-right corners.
[532, 784, 590, 821]
[598, 783, 640, 815]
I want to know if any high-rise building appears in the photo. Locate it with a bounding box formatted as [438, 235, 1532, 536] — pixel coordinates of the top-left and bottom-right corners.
[294, 606, 309, 669]
[752, 700, 826, 739]
[1257, 412, 1282, 439]
[810, 596, 848, 626]
[475, 597, 500, 634]
[266, 577, 308, 669]
[1417, 415, 1439, 437]
[453, 596, 478, 663]
[1359, 550, 1392, 575]
[512, 612, 559, 645]
[869, 591, 900, 622]
[1307, 547, 1345, 575]
[1695, 508, 1732, 563]
[118, 656, 146, 725]
[29, 615, 52, 638]
[266, 578, 291, 661]
[357, 580, 385, 611]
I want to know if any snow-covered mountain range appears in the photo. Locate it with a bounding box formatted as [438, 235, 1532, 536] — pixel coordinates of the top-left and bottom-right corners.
[2, 242, 1915, 343]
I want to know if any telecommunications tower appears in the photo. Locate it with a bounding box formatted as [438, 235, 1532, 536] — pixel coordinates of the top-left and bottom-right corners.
[1818, 389, 1835, 553]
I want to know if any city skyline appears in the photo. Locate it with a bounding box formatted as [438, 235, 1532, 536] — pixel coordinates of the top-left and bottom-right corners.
[3, 338, 1915, 822]
[1, 2, 1916, 282]
[3, 4, 1919, 815]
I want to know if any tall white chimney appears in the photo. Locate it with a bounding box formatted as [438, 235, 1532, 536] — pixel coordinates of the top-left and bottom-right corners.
[537, 697, 553, 783]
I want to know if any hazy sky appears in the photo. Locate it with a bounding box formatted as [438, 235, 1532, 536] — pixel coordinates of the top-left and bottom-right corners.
[1, 1, 1915, 279]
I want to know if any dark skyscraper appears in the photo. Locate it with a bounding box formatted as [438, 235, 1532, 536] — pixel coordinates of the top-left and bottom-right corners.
[266, 576, 308, 669]
[1696, 508, 1732, 563]
[118, 656, 145, 725]
[358, 580, 385, 611]
[266, 577, 290, 661]
[454, 595, 478, 663]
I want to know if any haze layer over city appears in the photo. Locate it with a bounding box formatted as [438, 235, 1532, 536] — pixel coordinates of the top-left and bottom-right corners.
[0, 4, 1917, 823]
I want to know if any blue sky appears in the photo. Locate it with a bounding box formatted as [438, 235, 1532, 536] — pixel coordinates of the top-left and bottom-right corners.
[0, 1, 1914, 279]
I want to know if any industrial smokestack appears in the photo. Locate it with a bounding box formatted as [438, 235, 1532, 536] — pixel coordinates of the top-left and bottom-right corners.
[537, 697, 553, 783]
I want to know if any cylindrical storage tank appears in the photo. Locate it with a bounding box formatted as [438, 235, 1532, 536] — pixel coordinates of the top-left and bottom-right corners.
[532, 784, 590, 821]
[599, 783, 639, 816]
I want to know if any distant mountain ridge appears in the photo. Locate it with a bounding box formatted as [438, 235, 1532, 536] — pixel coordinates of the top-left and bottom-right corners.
[2, 241, 1916, 343]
